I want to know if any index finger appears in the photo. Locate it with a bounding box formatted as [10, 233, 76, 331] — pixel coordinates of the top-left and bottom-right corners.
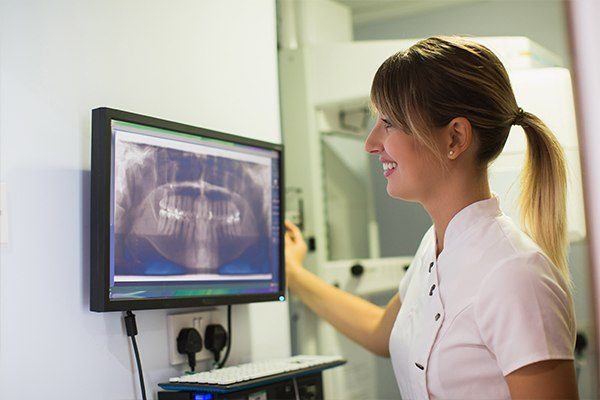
[285, 220, 302, 236]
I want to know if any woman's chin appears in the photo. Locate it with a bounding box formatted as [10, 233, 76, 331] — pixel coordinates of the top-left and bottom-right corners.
[386, 183, 405, 200]
[386, 181, 416, 202]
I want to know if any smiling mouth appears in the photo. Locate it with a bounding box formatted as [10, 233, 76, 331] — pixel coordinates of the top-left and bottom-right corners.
[382, 161, 397, 177]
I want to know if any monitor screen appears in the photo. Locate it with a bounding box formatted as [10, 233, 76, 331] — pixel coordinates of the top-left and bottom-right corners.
[90, 108, 284, 311]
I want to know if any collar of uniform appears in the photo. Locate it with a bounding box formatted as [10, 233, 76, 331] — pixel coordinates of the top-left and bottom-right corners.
[437, 194, 502, 253]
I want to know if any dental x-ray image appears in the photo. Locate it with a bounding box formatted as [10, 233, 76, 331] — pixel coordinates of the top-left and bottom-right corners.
[113, 136, 273, 279]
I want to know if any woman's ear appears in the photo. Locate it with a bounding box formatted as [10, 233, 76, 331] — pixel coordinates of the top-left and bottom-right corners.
[445, 117, 473, 159]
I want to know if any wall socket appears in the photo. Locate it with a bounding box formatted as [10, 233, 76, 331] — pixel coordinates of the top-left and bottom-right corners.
[167, 308, 229, 367]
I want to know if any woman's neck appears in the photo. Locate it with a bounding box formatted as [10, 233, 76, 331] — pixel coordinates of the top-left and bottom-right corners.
[423, 175, 492, 258]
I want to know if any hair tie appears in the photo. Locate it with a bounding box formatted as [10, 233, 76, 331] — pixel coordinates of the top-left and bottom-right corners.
[512, 107, 525, 126]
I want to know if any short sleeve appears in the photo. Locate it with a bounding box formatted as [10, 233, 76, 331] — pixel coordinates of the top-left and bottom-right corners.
[474, 252, 575, 376]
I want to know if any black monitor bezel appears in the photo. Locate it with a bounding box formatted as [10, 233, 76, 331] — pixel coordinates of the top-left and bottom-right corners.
[90, 107, 285, 312]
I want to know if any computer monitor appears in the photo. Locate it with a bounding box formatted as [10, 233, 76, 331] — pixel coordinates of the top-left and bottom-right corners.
[90, 108, 284, 311]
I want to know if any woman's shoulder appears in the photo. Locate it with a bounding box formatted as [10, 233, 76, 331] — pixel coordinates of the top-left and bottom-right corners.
[476, 215, 572, 308]
[466, 213, 572, 301]
[494, 214, 544, 252]
[487, 215, 565, 281]
[486, 214, 561, 279]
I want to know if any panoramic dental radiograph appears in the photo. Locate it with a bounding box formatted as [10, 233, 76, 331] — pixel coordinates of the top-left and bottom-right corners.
[113, 140, 272, 277]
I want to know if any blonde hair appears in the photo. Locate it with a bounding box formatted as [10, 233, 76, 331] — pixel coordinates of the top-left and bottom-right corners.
[370, 36, 569, 282]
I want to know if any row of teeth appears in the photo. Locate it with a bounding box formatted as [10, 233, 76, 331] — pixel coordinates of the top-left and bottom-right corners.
[382, 162, 397, 171]
[159, 207, 241, 225]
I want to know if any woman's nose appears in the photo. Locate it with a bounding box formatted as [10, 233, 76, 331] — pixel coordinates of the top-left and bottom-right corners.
[364, 129, 383, 154]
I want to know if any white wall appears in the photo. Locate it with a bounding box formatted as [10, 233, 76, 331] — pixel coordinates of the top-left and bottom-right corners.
[0, 1, 290, 399]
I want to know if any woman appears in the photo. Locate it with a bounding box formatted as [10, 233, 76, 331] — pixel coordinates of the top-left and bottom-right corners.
[284, 36, 578, 399]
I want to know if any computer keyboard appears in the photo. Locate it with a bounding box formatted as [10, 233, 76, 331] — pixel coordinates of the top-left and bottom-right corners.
[169, 355, 345, 386]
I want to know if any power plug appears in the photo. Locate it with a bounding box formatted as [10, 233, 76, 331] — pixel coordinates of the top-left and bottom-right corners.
[177, 328, 203, 372]
[205, 324, 228, 364]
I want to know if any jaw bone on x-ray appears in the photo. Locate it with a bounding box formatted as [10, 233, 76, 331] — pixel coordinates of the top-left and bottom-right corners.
[113, 140, 271, 277]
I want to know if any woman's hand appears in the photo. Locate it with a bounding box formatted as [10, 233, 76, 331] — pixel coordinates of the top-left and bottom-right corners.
[284, 220, 307, 275]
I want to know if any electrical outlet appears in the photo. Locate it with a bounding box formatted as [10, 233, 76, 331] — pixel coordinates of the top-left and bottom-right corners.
[167, 308, 229, 367]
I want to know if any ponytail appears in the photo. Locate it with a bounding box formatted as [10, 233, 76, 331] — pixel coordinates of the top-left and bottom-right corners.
[517, 111, 569, 283]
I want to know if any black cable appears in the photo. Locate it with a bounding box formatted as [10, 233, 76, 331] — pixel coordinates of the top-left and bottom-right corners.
[124, 311, 147, 400]
[217, 305, 232, 369]
[130, 335, 147, 400]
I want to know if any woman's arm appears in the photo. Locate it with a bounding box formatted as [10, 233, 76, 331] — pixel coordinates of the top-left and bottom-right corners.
[285, 221, 400, 357]
[506, 360, 579, 399]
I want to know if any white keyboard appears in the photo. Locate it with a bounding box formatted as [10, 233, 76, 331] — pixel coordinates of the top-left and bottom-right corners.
[169, 355, 344, 386]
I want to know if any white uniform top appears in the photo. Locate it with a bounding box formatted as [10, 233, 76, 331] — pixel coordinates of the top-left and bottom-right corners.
[389, 195, 575, 399]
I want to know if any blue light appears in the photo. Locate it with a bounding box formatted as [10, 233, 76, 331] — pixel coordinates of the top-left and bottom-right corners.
[279, 295, 285, 301]
[194, 393, 213, 400]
